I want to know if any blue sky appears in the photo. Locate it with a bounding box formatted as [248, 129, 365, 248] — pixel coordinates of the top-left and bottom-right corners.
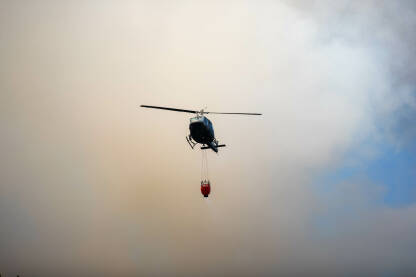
[315, 137, 416, 207]
[370, 143, 416, 206]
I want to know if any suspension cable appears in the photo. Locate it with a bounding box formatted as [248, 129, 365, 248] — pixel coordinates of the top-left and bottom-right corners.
[205, 150, 209, 181]
[200, 149, 209, 182]
[201, 150, 204, 181]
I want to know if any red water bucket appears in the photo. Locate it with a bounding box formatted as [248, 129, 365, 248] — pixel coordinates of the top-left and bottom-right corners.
[201, 181, 211, 197]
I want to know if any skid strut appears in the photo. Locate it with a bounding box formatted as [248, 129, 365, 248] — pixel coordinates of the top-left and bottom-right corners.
[186, 135, 197, 149]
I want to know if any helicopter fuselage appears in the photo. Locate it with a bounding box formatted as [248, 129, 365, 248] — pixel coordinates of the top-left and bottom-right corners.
[188, 116, 223, 152]
[189, 116, 214, 144]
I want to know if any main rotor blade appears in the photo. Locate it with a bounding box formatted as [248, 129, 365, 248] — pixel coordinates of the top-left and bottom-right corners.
[140, 105, 197, 114]
[205, 112, 262, 115]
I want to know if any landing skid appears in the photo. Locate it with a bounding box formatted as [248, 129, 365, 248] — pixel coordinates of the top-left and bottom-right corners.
[186, 135, 197, 149]
[201, 139, 226, 150]
[187, 136, 226, 152]
[200, 144, 226, 150]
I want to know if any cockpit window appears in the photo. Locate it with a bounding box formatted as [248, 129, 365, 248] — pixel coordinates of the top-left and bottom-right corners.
[190, 117, 200, 123]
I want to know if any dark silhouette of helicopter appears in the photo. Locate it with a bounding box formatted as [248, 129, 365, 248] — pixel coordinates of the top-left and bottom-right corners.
[141, 105, 262, 153]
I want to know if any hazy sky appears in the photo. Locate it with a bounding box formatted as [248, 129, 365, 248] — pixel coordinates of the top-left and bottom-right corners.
[1, 1, 416, 276]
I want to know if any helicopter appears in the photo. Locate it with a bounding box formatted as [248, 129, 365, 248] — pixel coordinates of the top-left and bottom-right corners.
[140, 105, 262, 153]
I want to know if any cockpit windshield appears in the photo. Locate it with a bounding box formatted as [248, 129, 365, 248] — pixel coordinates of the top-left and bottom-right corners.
[190, 116, 204, 123]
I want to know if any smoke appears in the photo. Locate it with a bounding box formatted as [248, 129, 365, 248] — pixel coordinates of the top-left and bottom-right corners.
[0, 1, 416, 276]
[285, 0, 416, 146]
